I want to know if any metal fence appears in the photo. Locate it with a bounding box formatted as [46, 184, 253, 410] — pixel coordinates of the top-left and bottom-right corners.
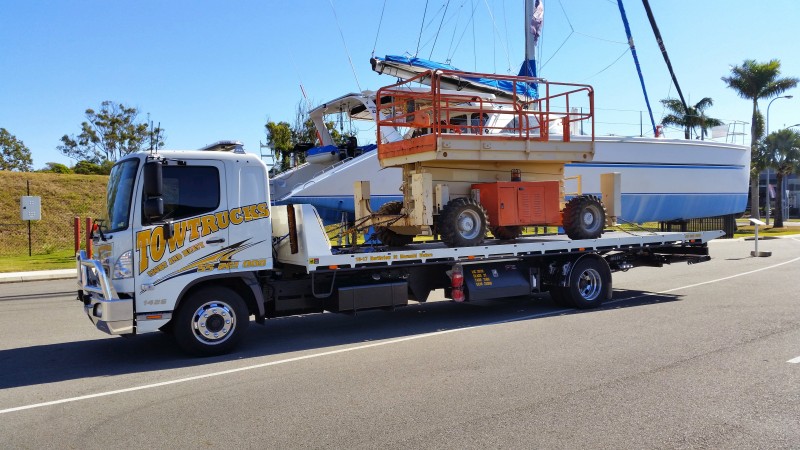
[659, 214, 738, 239]
[0, 176, 106, 257]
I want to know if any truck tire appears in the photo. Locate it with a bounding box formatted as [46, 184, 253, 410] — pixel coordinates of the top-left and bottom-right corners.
[562, 195, 605, 240]
[491, 225, 522, 240]
[374, 201, 413, 247]
[173, 286, 250, 356]
[561, 257, 611, 309]
[438, 197, 488, 247]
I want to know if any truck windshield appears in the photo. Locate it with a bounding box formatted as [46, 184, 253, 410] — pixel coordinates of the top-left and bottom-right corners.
[103, 159, 139, 233]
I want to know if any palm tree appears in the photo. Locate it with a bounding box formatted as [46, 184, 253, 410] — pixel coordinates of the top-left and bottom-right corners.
[660, 97, 723, 140]
[762, 129, 800, 227]
[721, 59, 798, 219]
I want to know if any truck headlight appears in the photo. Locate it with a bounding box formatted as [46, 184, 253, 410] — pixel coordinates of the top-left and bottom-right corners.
[113, 250, 134, 279]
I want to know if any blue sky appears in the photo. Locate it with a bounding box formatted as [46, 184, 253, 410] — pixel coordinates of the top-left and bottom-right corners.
[2, 0, 799, 169]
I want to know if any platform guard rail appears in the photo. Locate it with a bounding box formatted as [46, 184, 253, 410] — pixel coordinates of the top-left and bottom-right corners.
[376, 69, 595, 149]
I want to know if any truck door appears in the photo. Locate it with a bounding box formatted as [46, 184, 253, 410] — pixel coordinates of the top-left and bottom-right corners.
[134, 159, 229, 318]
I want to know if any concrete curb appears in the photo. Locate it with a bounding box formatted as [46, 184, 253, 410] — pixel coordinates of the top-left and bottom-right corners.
[0, 269, 75, 284]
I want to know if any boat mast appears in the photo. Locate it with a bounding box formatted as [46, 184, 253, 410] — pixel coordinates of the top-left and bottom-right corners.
[518, 0, 541, 79]
[616, 0, 657, 136]
[641, 0, 689, 114]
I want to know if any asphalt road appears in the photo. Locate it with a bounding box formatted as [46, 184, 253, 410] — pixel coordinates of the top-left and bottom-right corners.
[1, 237, 799, 449]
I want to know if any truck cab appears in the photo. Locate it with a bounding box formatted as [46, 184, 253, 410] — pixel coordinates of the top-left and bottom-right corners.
[78, 142, 275, 351]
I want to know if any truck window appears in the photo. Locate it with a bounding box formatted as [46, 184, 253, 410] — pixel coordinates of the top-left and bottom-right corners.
[238, 166, 266, 206]
[149, 166, 220, 222]
[104, 159, 139, 232]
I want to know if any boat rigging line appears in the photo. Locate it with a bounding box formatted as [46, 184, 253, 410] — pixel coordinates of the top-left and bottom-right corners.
[472, 0, 477, 71]
[539, 0, 574, 72]
[616, 0, 657, 136]
[429, 0, 451, 59]
[447, 0, 480, 64]
[445, 1, 464, 64]
[481, 0, 512, 74]
[578, 47, 630, 83]
[371, 0, 388, 58]
[328, 0, 362, 92]
[415, 0, 430, 57]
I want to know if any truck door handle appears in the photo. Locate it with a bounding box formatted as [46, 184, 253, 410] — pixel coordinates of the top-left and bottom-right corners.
[206, 238, 226, 244]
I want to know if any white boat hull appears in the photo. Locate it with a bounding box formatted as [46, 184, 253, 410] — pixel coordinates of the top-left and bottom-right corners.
[274, 137, 750, 225]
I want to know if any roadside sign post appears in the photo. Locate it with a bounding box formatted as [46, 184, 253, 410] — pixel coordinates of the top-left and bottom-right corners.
[20, 190, 42, 257]
[749, 218, 771, 257]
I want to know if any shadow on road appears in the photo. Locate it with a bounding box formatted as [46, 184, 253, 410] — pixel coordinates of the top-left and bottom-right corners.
[0, 288, 681, 390]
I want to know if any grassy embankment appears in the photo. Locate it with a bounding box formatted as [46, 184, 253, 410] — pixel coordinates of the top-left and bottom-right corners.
[0, 171, 108, 272]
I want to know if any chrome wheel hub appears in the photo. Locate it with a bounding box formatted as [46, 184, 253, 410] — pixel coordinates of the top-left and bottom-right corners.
[192, 301, 236, 345]
[577, 268, 602, 301]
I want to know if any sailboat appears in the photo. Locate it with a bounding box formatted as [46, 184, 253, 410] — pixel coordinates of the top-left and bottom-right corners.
[270, 1, 749, 227]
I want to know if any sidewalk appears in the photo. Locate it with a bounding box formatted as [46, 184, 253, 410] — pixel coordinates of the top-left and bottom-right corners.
[0, 269, 75, 284]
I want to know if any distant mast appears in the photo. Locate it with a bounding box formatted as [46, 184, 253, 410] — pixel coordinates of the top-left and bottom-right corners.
[518, 0, 542, 78]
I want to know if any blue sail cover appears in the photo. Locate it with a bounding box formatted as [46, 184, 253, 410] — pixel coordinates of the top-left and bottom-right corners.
[381, 55, 538, 99]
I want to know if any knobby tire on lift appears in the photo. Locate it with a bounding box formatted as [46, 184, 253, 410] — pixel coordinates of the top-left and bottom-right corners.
[562, 195, 606, 240]
[491, 225, 523, 240]
[374, 201, 413, 247]
[438, 197, 489, 247]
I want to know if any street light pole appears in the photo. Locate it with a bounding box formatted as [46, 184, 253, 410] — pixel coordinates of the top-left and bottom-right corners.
[765, 95, 794, 225]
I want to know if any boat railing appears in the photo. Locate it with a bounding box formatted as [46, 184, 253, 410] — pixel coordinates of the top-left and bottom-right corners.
[271, 161, 311, 179]
[279, 157, 357, 197]
[319, 156, 353, 176]
[375, 69, 595, 148]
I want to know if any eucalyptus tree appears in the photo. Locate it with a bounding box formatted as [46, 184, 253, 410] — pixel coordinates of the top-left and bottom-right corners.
[58, 101, 165, 163]
[0, 128, 33, 171]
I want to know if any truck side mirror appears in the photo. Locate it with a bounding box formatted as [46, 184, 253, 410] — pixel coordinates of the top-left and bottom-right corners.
[143, 160, 164, 223]
[143, 161, 163, 197]
[143, 197, 164, 222]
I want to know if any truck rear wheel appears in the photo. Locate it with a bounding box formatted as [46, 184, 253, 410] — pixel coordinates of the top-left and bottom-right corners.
[562, 195, 605, 240]
[374, 201, 413, 247]
[438, 197, 488, 247]
[173, 286, 249, 356]
[562, 257, 611, 309]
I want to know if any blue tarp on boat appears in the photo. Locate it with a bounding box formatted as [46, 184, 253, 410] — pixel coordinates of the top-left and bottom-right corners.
[380, 55, 538, 98]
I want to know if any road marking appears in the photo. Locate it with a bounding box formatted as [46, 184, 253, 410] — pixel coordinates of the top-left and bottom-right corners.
[612, 253, 800, 303]
[3, 247, 800, 415]
[0, 307, 572, 416]
[788, 356, 800, 364]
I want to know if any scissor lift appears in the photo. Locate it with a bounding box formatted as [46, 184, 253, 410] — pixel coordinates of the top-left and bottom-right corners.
[355, 69, 607, 247]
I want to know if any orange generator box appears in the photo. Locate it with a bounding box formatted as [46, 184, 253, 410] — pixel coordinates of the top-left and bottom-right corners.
[472, 181, 562, 227]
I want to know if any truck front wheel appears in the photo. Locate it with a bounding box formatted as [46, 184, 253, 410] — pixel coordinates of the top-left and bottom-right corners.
[173, 286, 250, 356]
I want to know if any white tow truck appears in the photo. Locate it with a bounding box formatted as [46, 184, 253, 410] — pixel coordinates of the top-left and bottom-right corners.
[77, 142, 722, 356]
